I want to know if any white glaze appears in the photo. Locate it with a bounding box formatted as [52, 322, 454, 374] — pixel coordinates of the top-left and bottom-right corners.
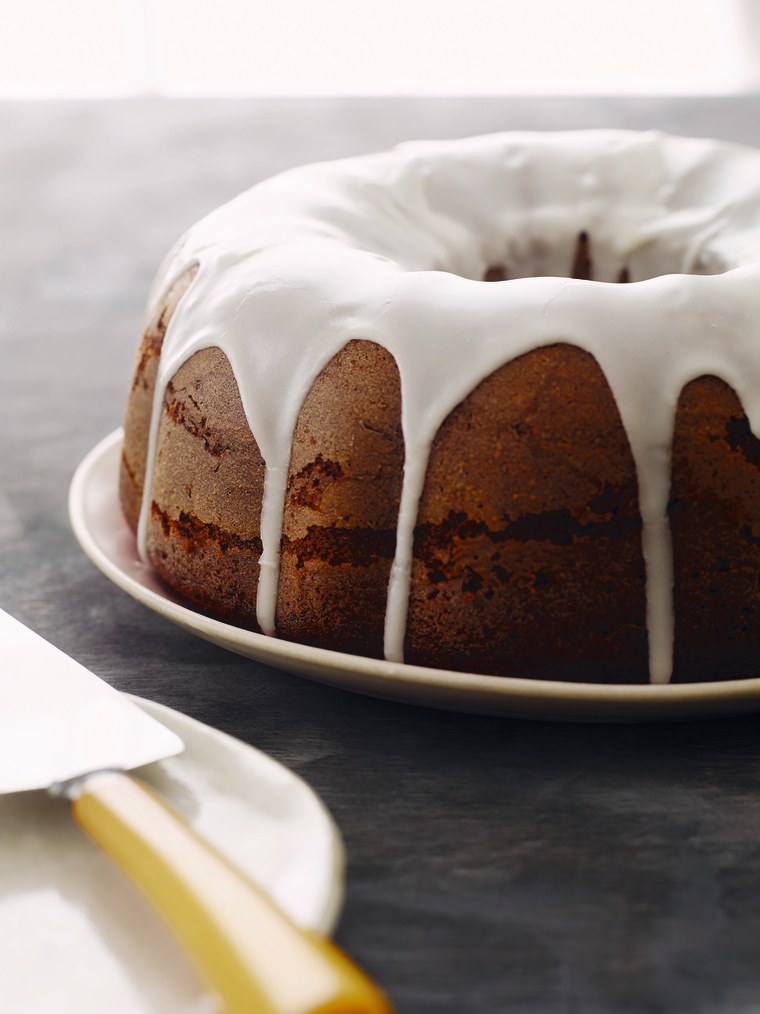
[137, 129, 760, 684]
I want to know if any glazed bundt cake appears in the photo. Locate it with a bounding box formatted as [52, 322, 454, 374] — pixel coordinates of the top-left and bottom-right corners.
[120, 129, 760, 685]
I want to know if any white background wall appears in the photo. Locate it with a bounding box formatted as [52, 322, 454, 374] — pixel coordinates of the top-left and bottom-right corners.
[3, 0, 760, 98]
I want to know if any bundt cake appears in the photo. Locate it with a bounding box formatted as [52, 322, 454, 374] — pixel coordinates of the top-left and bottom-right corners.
[120, 129, 760, 685]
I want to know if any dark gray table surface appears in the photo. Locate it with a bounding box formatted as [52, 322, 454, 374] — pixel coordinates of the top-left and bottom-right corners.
[5, 96, 760, 1014]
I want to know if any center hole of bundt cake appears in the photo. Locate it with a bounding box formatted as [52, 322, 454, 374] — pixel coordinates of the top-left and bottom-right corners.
[482, 230, 726, 284]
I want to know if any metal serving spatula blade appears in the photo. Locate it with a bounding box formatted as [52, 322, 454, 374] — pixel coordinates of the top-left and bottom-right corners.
[0, 610, 183, 793]
[0, 608, 391, 1014]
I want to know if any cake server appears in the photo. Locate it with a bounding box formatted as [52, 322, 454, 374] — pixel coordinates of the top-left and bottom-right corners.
[0, 608, 391, 1014]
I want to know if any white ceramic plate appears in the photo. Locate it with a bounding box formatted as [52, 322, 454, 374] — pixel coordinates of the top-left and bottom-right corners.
[69, 430, 760, 722]
[0, 695, 344, 1014]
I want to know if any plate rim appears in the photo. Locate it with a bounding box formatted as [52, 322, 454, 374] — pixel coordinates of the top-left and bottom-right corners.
[132, 693, 345, 937]
[69, 429, 760, 721]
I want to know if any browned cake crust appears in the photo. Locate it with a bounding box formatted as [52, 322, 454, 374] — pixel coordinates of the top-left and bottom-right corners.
[120, 264, 199, 531]
[276, 340, 403, 657]
[671, 376, 760, 681]
[121, 264, 265, 625]
[405, 344, 648, 682]
[145, 346, 265, 626]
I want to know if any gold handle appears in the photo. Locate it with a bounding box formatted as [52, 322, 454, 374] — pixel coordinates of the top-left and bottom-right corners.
[73, 772, 393, 1014]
